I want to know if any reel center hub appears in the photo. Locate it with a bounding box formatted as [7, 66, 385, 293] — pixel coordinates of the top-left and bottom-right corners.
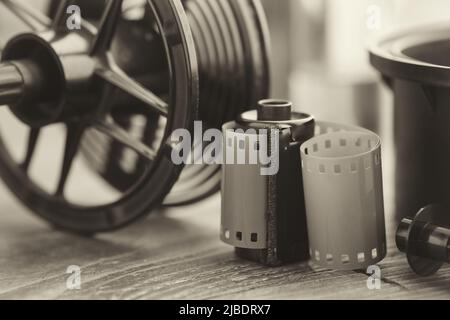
[1, 33, 69, 126]
[0, 30, 107, 127]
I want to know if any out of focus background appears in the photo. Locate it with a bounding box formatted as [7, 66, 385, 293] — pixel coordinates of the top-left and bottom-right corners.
[5, 0, 450, 130]
[262, 0, 450, 220]
[264, 0, 450, 128]
[1, 0, 450, 232]
[0, 0, 450, 231]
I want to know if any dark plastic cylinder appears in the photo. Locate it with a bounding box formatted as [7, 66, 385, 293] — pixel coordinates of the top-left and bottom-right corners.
[370, 23, 450, 221]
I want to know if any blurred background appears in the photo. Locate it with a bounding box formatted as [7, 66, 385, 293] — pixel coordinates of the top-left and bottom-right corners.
[263, 0, 450, 130]
[2, 0, 450, 220]
[261, 0, 450, 220]
[6, 0, 450, 133]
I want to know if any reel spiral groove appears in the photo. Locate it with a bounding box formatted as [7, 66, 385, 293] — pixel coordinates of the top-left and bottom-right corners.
[0, 0, 270, 232]
[80, 0, 270, 206]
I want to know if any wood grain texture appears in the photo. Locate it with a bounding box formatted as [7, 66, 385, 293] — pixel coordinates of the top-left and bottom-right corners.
[0, 188, 449, 300]
[0, 122, 448, 300]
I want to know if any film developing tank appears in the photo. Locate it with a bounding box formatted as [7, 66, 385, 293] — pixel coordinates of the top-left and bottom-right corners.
[370, 23, 450, 221]
[221, 100, 315, 266]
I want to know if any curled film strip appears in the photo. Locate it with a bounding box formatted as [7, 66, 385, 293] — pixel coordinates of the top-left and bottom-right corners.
[301, 122, 386, 270]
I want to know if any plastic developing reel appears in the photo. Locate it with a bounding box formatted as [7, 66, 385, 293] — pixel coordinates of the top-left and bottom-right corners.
[221, 100, 315, 266]
[300, 122, 387, 270]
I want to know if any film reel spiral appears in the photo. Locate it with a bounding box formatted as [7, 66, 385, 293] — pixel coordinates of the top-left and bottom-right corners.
[221, 100, 387, 270]
[79, 0, 271, 206]
[0, 0, 269, 233]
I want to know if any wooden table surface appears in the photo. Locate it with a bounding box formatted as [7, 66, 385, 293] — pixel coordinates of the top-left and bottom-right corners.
[0, 120, 448, 300]
[0, 179, 448, 300]
[0, 193, 449, 300]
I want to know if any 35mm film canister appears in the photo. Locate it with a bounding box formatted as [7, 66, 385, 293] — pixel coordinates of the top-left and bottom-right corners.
[221, 100, 315, 266]
[301, 123, 387, 270]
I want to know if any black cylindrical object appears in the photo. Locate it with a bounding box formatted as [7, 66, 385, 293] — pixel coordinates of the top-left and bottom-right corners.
[396, 204, 450, 276]
[370, 23, 450, 221]
[221, 99, 314, 266]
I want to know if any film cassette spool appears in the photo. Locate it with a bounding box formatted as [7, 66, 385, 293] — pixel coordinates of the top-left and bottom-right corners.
[301, 122, 387, 270]
[396, 204, 450, 276]
[221, 100, 315, 266]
